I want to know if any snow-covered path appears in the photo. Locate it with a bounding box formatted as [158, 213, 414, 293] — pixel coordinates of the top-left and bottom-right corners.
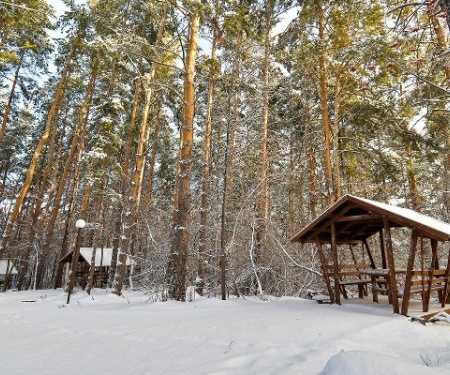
[1, 289, 449, 374]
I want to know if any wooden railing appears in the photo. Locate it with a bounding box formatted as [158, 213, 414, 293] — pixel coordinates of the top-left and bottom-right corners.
[326, 263, 372, 299]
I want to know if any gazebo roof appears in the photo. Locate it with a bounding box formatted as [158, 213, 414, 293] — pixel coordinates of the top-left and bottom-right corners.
[0, 260, 18, 275]
[290, 194, 450, 244]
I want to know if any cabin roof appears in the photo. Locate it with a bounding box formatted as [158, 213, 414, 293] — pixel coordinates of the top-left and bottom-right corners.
[290, 194, 450, 244]
[60, 247, 134, 267]
[0, 260, 18, 275]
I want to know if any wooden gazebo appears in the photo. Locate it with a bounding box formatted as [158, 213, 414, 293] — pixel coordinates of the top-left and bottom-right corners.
[60, 247, 134, 288]
[291, 195, 450, 316]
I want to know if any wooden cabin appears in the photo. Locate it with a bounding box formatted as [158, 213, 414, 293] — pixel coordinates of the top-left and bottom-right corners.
[291, 194, 450, 316]
[60, 247, 134, 289]
[0, 259, 18, 289]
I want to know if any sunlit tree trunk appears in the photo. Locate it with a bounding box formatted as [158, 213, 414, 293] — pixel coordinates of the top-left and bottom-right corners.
[0, 49, 24, 148]
[132, 4, 168, 213]
[430, 16, 450, 216]
[86, 189, 107, 294]
[17, 103, 62, 290]
[228, 54, 240, 195]
[399, 83, 422, 210]
[66, 185, 92, 301]
[167, 6, 200, 301]
[17, 61, 97, 290]
[333, 73, 342, 200]
[316, 0, 334, 206]
[114, 6, 168, 296]
[144, 111, 160, 207]
[305, 104, 318, 218]
[198, 1, 219, 296]
[288, 133, 296, 235]
[0, 31, 81, 262]
[254, 0, 275, 294]
[109, 74, 141, 289]
[53, 178, 77, 289]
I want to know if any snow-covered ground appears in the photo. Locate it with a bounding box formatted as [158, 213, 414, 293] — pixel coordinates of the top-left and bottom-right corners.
[1, 289, 450, 374]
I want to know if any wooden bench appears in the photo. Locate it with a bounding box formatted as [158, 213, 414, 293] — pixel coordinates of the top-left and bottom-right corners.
[327, 263, 372, 299]
[400, 269, 450, 312]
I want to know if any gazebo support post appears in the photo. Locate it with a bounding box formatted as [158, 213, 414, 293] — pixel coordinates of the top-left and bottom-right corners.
[378, 230, 387, 269]
[315, 238, 335, 303]
[363, 239, 376, 269]
[331, 223, 341, 305]
[442, 245, 450, 306]
[423, 239, 438, 312]
[383, 218, 399, 314]
[401, 229, 418, 316]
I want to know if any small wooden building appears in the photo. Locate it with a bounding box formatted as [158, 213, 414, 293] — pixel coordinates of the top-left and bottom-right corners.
[60, 247, 134, 288]
[0, 260, 18, 289]
[291, 194, 450, 316]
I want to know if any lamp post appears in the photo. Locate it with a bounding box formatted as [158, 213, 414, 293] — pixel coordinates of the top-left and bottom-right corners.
[66, 219, 86, 304]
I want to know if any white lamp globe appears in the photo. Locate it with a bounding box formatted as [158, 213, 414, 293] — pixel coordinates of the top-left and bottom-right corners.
[75, 219, 86, 229]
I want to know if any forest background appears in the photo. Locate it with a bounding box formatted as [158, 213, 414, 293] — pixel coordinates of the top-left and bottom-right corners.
[1, 0, 450, 301]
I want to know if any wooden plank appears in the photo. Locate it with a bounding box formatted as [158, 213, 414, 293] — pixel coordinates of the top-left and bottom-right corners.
[363, 239, 377, 269]
[339, 271, 366, 277]
[331, 222, 341, 305]
[401, 229, 418, 316]
[347, 222, 379, 241]
[410, 278, 448, 287]
[379, 230, 387, 269]
[339, 280, 369, 286]
[315, 238, 335, 303]
[302, 204, 357, 243]
[326, 263, 372, 271]
[442, 246, 450, 307]
[424, 239, 438, 312]
[383, 217, 399, 314]
[335, 213, 383, 222]
[420, 308, 450, 323]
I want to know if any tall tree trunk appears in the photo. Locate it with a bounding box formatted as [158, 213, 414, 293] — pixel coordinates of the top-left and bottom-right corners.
[430, 16, 450, 217]
[66, 185, 92, 303]
[254, 0, 275, 295]
[0, 31, 81, 262]
[113, 6, 168, 296]
[16, 102, 63, 290]
[220, 125, 231, 300]
[132, 4, 168, 212]
[32, 107, 65, 289]
[333, 73, 342, 200]
[399, 83, 421, 210]
[107, 1, 131, 97]
[228, 56, 240, 195]
[316, 0, 334, 206]
[17, 60, 98, 290]
[305, 104, 318, 218]
[167, 7, 200, 301]
[53, 176, 77, 289]
[0, 49, 24, 147]
[197, 2, 219, 296]
[288, 132, 296, 233]
[405, 142, 421, 210]
[109, 76, 141, 289]
[144, 111, 161, 207]
[86, 185, 107, 294]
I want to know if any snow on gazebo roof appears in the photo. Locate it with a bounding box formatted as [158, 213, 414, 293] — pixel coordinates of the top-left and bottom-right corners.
[356, 195, 450, 238]
[291, 194, 450, 244]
